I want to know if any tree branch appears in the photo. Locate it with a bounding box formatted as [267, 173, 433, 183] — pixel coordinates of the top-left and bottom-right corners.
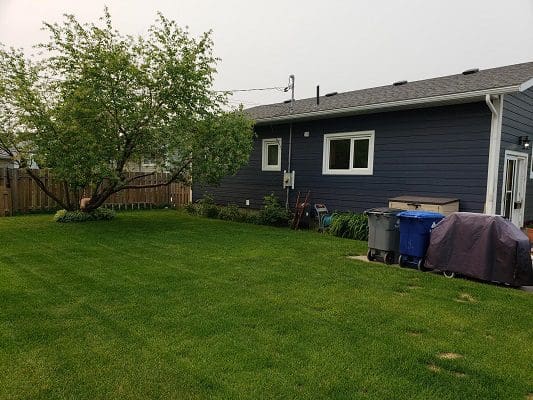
[124, 171, 158, 183]
[115, 135, 135, 174]
[63, 180, 73, 210]
[25, 169, 70, 210]
[120, 160, 191, 189]
[0, 137, 15, 156]
[84, 183, 116, 211]
[120, 178, 177, 190]
[90, 178, 105, 199]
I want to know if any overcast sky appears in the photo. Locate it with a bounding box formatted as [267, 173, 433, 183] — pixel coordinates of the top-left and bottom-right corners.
[1, 0, 532, 108]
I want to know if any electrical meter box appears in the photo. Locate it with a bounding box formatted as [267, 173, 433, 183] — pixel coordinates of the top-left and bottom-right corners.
[283, 171, 295, 189]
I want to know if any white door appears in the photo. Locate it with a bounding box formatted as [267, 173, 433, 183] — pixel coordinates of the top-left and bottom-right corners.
[501, 150, 528, 227]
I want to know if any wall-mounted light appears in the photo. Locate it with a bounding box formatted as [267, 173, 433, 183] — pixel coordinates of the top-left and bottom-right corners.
[303, 131, 310, 138]
[519, 136, 530, 150]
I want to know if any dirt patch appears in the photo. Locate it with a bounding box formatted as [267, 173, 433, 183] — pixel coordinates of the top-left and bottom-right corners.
[453, 371, 467, 378]
[407, 330, 422, 337]
[455, 293, 477, 303]
[437, 352, 463, 360]
[427, 364, 441, 373]
[526, 394, 533, 400]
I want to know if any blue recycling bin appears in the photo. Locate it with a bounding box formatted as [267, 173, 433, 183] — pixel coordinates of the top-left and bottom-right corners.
[397, 210, 444, 270]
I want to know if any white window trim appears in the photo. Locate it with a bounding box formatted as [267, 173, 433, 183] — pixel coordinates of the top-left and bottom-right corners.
[262, 138, 282, 171]
[322, 131, 375, 175]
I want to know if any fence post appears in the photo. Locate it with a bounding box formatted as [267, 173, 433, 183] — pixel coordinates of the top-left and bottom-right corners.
[0, 168, 10, 216]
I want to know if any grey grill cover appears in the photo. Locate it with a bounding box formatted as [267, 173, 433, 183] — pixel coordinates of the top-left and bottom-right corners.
[425, 213, 533, 286]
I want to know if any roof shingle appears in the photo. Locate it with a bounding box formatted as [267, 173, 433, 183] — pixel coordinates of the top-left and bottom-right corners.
[246, 61, 533, 122]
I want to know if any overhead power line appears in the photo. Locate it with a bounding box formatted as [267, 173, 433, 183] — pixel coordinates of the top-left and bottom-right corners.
[227, 98, 263, 107]
[216, 86, 289, 93]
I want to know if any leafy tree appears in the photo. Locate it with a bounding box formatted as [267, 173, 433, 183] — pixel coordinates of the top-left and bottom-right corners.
[0, 9, 254, 211]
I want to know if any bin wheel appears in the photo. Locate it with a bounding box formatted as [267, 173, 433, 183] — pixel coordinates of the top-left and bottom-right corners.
[417, 258, 426, 272]
[398, 255, 405, 268]
[443, 271, 455, 279]
[384, 251, 395, 265]
[367, 249, 375, 262]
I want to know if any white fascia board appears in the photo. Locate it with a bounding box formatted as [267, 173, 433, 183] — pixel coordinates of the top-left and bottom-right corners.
[519, 78, 533, 92]
[254, 85, 520, 125]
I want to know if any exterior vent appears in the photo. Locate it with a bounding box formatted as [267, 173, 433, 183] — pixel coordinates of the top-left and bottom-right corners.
[325, 91, 338, 97]
[393, 80, 408, 86]
[462, 68, 479, 75]
[283, 99, 292, 104]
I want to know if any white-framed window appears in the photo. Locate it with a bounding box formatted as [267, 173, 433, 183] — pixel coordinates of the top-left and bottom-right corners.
[262, 138, 282, 171]
[322, 131, 375, 175]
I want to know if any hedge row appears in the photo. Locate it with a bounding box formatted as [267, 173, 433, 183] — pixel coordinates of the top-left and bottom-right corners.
[185, 194, 291, 227]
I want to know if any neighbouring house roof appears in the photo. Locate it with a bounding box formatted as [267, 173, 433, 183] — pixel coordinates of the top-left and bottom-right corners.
[247, 61, 533, 124]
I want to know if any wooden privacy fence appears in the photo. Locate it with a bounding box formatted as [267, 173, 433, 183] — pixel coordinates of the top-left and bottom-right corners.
[0, 168, 191, 217]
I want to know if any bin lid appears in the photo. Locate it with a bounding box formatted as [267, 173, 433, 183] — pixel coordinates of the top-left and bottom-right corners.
[397, 210, 445, 219]
[364, 207, 404, 216]
[389, 195, 459, 205]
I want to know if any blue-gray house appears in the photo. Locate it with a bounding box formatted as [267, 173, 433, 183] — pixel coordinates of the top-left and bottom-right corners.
[195, 62, 533, 228]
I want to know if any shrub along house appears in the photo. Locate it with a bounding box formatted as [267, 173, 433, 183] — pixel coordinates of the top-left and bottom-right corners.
[195, 62, 533, 227]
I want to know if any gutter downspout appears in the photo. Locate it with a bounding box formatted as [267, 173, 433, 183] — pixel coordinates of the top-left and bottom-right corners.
[484, 94, 504, 215]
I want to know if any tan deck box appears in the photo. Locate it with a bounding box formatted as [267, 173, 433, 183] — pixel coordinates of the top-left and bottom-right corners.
[388, 196, 459, 216]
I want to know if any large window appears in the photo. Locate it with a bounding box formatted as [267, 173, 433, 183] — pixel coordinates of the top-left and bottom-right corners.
[322, 131, 375, 175]
[262, 138, 282, 171]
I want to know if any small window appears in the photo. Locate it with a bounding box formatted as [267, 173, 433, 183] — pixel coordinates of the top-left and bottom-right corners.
[262, 138, 282, 171]
[323, 131, 375, 175]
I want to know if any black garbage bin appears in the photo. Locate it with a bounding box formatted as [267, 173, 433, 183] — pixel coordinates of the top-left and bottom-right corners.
[364, 207, 404, 264]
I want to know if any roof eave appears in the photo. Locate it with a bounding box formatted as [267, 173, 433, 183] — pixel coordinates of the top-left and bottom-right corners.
[519, 77, 533, 92]
[254, 85, 521, 125]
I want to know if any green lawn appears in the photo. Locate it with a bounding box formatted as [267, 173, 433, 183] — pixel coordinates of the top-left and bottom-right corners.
[0, 210, 531, 400]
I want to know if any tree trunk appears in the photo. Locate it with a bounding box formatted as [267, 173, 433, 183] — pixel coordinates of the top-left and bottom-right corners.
[83, 184, 117, 212]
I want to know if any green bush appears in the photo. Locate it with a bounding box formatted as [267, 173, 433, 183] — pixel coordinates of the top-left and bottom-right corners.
[256, 193, 291, 227]
[243, 212, 259, 225]
[329, 212, 368, 241]
[195, 195, 220, 219]
[184, 202, 198, 215]
[218, 203, 246, 222]
[53, 208, 116, 223]
[187, 194, 289, 227]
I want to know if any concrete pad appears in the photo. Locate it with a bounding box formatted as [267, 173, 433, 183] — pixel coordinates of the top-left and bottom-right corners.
[347, 255, 381, 264]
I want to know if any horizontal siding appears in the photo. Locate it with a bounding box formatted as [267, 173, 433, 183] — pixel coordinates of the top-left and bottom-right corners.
[499, 88, 533, 222]
[194, 124, 290, 208]
[195, 102, 491, 213]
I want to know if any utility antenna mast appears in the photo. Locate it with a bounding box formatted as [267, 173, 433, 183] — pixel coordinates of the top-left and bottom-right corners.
[285, 74, 295, 209]
[289, 75, 295, 108]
